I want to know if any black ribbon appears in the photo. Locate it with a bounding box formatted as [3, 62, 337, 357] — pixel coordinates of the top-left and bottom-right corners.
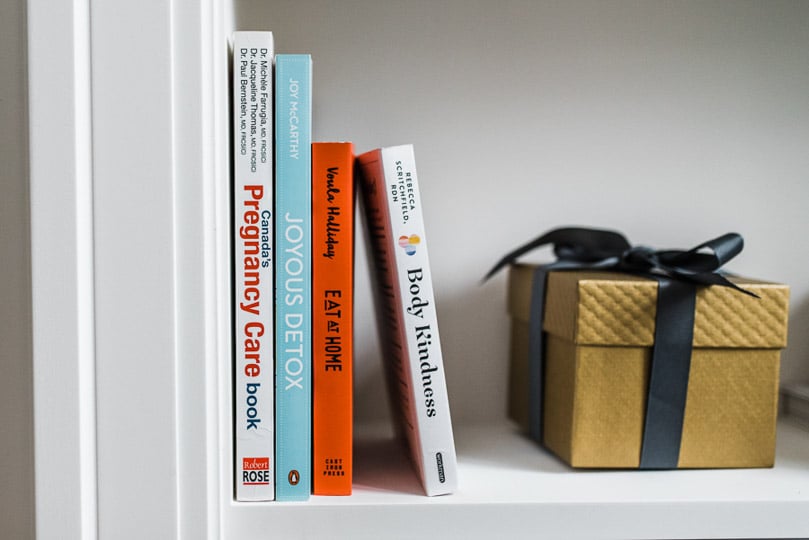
[485, 227, 755, 469]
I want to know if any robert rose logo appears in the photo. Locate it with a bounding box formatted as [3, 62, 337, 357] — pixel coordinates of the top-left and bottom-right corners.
[242, 457, 270, 485]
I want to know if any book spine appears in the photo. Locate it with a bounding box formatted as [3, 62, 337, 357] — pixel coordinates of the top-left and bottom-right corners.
[312, 142, 355, 495]
[274, 54, 313, 501]
[357, 150, 411, 448]
[359, 145, 458, 496]
[232, 31, 274, 502]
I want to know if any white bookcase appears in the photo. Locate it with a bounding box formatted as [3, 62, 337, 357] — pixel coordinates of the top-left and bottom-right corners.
[28, 0, 809, 539]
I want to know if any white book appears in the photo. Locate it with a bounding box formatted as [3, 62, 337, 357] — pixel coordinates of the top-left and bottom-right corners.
[357, 144, 458, 496]
[232, 31, 274, 501]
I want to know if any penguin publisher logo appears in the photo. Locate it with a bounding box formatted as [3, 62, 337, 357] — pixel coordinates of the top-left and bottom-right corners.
[288, 469, 300, 486]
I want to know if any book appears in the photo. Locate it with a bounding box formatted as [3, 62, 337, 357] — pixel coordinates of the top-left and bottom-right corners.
[274, 54, 313, 501]
[312, 142, 355, 495]
[357, 144, 458, 496]
[232, 31, 274, 502]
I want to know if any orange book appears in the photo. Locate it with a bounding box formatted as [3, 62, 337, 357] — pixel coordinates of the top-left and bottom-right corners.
[312, 142, 354, 495]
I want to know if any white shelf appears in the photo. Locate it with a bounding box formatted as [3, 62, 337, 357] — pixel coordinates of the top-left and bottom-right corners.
[222, 420, 809, 539]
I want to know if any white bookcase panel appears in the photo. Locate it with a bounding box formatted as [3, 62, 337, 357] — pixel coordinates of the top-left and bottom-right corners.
[27, 1, 809, 539]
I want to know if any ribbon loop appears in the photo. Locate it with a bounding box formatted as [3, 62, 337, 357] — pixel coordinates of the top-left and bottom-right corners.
[687, 232, 744, 266]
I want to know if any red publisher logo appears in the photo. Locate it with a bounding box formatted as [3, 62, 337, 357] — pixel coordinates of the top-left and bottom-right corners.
[242, 457, 270, 485]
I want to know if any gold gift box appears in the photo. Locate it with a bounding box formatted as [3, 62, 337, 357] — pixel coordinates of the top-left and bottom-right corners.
[508, 264, 790, 468]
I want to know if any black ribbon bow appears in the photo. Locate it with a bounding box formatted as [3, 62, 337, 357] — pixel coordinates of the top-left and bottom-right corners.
[485, 227, 755, 468]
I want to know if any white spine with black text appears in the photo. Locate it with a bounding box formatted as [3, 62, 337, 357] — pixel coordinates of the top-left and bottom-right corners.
[232, 31, 274, 501]
[358, 144, 458, 496]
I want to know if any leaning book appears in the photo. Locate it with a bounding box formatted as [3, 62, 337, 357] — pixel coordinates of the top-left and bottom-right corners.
[357, 144, 458, 496]
[232, 31, 275, 501]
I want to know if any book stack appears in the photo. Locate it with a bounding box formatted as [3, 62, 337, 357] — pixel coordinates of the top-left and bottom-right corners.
[230, 31, 457, 501]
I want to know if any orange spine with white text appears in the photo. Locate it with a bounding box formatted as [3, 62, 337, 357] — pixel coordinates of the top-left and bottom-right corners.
[312, 142, 355, 495]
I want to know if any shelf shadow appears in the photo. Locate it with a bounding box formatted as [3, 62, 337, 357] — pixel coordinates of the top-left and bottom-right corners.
[776, 420, 809, 466]
[353, 434, 424, 496]
[780, 293, 809, 383]
[455, 422, 575, 475]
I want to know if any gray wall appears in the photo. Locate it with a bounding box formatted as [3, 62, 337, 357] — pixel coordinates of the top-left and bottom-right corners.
[243, 0, 809, 422]
[0, 0, 34, 538]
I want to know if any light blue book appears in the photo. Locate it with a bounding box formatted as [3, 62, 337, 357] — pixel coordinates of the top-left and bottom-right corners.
[274, 54, 312, 501]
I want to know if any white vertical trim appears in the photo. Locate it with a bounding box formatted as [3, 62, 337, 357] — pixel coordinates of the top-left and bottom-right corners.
[28, 0, 98, 538]
[203, 0, 228, 537]
[73, 3, 98, 537]
[213, 2, 235, 538]
[90, 0, 177, 537]
[31, 0, 231, 537]
[170, 0, 220, 538]
[167, 0, 236, 536]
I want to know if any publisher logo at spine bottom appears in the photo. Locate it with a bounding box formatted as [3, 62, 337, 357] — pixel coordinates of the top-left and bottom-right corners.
[398, 234, 420, 256]
[242, 457, 270, 486]
[436, 452, 445, 483]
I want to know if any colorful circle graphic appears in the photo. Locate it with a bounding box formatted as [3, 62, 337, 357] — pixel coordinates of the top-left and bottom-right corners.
[398, 234, 420, 256]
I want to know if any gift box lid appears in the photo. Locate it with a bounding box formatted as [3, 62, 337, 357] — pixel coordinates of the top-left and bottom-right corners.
[508, 264, 789, 348]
